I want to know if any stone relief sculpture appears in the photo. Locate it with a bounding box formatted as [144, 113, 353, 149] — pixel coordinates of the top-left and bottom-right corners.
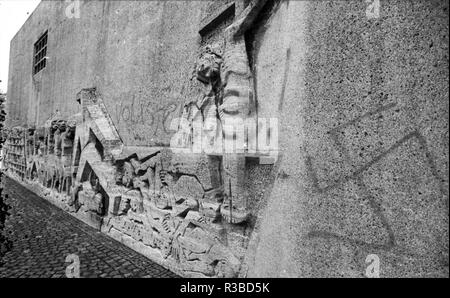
[4, 0, 270, 278]
[174, 0, 270, 226]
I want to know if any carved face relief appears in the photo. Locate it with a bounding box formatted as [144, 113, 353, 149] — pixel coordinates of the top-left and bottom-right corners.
[63, 124, 76, 142]
[51, 119, 67, 134]
[196, 45, 223, 87]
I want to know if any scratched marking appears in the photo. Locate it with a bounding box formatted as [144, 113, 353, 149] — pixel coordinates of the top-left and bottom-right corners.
[305, 102, 448, 257]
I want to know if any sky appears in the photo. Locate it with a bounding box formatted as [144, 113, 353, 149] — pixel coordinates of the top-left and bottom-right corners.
[0, 0, 41, 93]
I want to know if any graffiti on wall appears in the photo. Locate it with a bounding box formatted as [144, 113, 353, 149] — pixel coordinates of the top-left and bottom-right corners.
[114, 92, 180, 143]
[304, 102, 448, 261]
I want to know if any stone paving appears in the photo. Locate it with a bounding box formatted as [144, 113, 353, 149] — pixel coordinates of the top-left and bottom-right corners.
[0, 176, 179, 278]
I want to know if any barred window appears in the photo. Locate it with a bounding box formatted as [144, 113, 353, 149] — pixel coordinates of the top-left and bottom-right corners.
[33, 31, 48, 75]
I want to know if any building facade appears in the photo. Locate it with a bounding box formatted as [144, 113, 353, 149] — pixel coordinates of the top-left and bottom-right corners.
[4, 0, 449, 277]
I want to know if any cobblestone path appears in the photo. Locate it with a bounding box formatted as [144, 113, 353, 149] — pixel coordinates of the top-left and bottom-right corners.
[0, 176, 179, 278]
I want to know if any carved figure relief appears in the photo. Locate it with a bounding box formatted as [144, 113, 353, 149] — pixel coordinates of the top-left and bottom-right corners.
[4, 1, 272, 278]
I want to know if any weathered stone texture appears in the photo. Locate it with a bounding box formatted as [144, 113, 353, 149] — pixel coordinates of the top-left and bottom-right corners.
[243, 0, 448, 278]
[4, 0, 449, 278]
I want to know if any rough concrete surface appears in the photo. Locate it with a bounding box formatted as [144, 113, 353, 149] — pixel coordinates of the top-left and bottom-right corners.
[244, 0, 448, 277]
[7, 0, 204, 146]
[3, 0, 448, 278]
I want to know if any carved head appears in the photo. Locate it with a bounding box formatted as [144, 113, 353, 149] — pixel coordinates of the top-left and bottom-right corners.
[51, 119, 67, 134]
[196, 44, 223, 86]
[64, 121, 76, 140]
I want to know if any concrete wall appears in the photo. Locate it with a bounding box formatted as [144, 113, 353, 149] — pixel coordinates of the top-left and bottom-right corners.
[7, 0, 205, 146]
[244, 0, 449, 277]
[6, 0, 449, 277]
